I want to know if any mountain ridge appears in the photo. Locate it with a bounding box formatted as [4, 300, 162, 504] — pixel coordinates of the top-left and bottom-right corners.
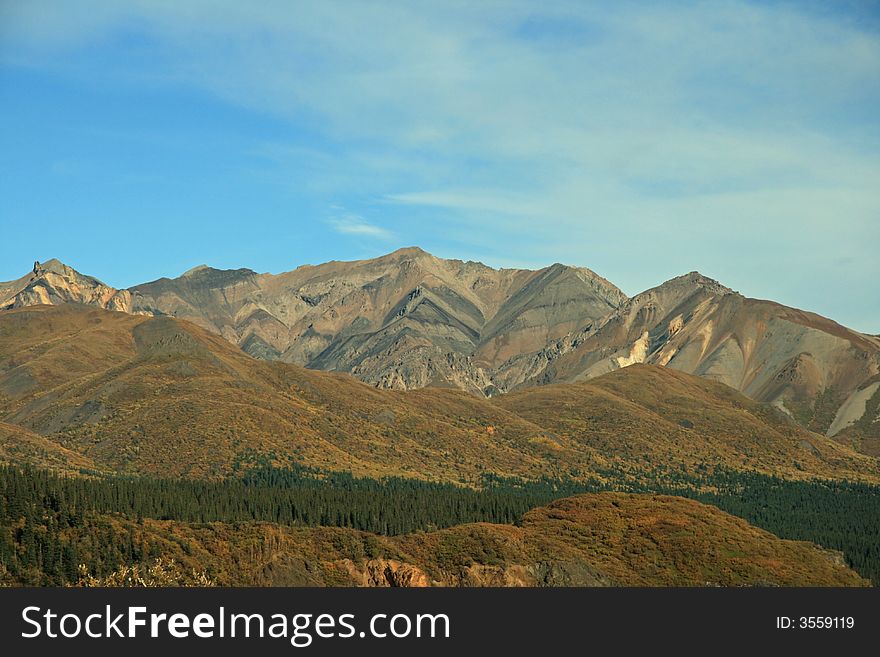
[2, 250, 878, 453]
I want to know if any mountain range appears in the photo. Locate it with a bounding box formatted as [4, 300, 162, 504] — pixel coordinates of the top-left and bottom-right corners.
[2, 256, 879, 588]
[2, 250, 878, 456]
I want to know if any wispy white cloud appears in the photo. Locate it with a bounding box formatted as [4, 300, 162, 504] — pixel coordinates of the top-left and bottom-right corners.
[328, 214, 393, 240]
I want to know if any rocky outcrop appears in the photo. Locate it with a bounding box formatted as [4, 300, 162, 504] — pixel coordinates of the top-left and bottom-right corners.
[342, 559, 435, 587]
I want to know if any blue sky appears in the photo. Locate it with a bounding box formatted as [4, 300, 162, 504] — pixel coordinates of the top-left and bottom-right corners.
[1, 1, 878, 331]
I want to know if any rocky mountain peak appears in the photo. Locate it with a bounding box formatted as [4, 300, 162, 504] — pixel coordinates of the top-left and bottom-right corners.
[667, 271, 735, 295]
[33, 258, 70, 277]
[27, 258, 102, 283]
[181, 264, 211, 277]
[1, 259, 127, 312]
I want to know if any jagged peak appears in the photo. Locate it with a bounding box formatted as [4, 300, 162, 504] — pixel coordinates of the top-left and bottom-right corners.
[618, 271, 735, 315]
[177, 265, 257, 280]
[32, 259, 106, 286]
[656, 271, 734, 295]
[181, 264, 211, 277]
[34, 258, 68, 276]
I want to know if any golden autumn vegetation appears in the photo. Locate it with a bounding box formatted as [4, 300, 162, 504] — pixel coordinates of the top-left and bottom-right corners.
[1, 305, 876, 484]
[73, 558, 215, 587]
[24, 494, 867, 588]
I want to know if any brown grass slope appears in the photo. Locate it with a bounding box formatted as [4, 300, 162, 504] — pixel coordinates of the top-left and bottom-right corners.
[50, 494, 867, 587]
[1, 305, 877, 483]
[0, 305, 604, 481]
[496, 364, 878, 481]
[0, 422, 99, 474]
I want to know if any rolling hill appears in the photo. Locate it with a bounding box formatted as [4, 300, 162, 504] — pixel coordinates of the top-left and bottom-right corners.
[0, 304, 875, 483]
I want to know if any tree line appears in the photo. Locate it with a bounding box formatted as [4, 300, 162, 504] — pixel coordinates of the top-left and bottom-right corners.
[1, 463, 878, 585]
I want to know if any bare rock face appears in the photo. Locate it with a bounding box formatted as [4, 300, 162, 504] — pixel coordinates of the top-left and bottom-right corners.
[344, 558, 614, 587]
[343, 559, 434, 587]
[132, 249, 626, 396]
